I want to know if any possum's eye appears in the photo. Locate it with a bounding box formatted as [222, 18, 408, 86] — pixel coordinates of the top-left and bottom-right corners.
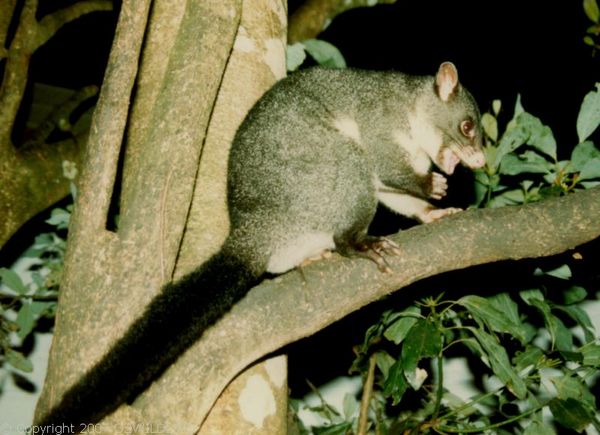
[460, 119, 474, 138]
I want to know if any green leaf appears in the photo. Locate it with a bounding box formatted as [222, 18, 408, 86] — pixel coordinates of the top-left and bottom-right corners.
[558, 350, 583, 364]
[584, 35, 595, 46]
[383, 359, 408, 405]
[511, 94, 525, 123]
[286, 42, 306, 72]
[513, 346, 544, 372]
[45, 207, 70, 230]
[522, 297, 573, 351]
[488, 293, 522, 325]
[0, 268, 28, 294]
[581, 180, 600, 188]
[552, 375, 596, 408]
[458, 295, 527, 344]
[16, 303, 35, 340]
[375, 351, 396, 379]
[520, 288, 544, 303]
[556, 304, 595, 342]
[549, 398, 595, 432]
[577, 83, 600, 142]
[520, 113, 557, 160]
[342, 393, 359, 420]
[563, 286, 588, 305]
[481, 113, 498, 142]
[580, 158, 600, 180]
[16, 301, 53, 340]
[497, 111, 557, 163]
[523, 421, 557, 435]
[494, 126, 529, 168]
[469, 328, 528, 399]
[487, 188, 525, 207]
[584, 0, 600, 22]
[492, 99, 502, 116]
[499, 151, 552, 176]
[546, 264, 572, 280]
[384, 306, 420, 344]
[5, 349, 33, 373]
[302, 39, 346, 69]
[570, 141, 600, 172]
[401, 319, 442, 375]
[581, 344, 600, 367]
[313, 422, 352, 435]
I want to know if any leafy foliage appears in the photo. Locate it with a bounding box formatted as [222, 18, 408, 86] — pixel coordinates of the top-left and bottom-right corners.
[287, 39, 347, 71]
[0, 167, 75, 386]
[475, 88, 600, 209]
[294, 86, 600, 434]
[584, 0, 600, 55]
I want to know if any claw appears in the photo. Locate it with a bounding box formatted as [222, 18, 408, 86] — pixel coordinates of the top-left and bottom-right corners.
[352, 237, 401, 273]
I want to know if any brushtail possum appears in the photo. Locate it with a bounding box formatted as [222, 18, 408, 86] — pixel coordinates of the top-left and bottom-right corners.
[36, 62, 484, 428]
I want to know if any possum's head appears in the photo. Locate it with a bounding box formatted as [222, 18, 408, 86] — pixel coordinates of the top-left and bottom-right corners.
[425, 62, 485, 175]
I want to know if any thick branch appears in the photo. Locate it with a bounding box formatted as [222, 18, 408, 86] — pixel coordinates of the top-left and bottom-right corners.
[0, 0, 112, 140]
[0, 85, 97, 247]
[136, 187, 600, 429]
[0, 132, 87, 246]
[0, 0, 17, 56]
[0, 1, 114, 247]
[288, 0, 397, 43]
[36, 1, 113, 48]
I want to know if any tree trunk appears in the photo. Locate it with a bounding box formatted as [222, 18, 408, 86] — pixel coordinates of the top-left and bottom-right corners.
[36, 0, 289, 432]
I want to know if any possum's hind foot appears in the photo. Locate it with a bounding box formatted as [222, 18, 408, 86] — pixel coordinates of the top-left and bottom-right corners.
[337, 235, 401, 273]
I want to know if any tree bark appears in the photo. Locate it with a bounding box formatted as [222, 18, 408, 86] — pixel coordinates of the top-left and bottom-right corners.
[35, 0, 242, 426]
[0, 0, 112, 247]
[288, 0, 397, 43]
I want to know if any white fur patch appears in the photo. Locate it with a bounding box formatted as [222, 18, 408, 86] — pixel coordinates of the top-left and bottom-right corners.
[377, 190, 432, 222]
[332, 115, 361, 143]
[392, 109, 442, 175]
[267, 232, 335, 273]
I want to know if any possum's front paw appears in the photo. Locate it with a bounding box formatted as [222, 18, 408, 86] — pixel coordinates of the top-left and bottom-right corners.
[429, 172, 449, 200]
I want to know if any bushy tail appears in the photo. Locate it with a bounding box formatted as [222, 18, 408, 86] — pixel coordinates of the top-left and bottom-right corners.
[36, 248, 262, 428]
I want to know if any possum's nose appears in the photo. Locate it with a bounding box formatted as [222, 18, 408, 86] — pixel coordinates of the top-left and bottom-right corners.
[465, 151, 486, 169]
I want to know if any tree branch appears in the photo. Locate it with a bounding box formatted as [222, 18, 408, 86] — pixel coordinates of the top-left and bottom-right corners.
[288, 0, 397, 43]
[132, 187, 600, 430]
[36, 1, 113, 49]
[0, 0, 17, 57]
[0, 0, 114, 247]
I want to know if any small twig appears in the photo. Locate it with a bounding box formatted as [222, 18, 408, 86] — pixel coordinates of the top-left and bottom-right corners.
[0, 293, 58, 303]
[358, 353, 377, 435]
[432, 355, 444, 419]
[22, 85, 98, 148]
[36, 0, 113, 49]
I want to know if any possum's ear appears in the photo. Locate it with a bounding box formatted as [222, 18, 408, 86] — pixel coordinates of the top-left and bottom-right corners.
[435, 62, 459, 102]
